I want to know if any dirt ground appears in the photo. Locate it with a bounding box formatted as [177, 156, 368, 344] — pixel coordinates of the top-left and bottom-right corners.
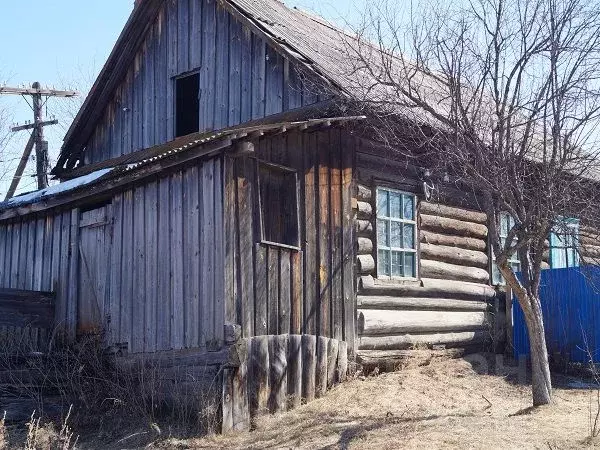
[156, 354, 600, 450]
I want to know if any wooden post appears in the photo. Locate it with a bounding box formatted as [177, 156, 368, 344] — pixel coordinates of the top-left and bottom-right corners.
[301, 334, 316, 402]
[505, 286, 514, 355]
[268, 335, 288, 413]
[249, 336, 270, 416]
[232, 360, 250, 431]
[327, 338, 339, 388]
[315, 336, 328, 397]
[337, 341, 348, 383]
[222, 368, 234, 433]
[287, 334, 303, 409]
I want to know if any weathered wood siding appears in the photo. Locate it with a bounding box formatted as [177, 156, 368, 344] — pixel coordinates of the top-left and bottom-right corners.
[0, 157, 225, 354]
[354, 141, 498, 352]
[224, 128, 355, 348]
[83, 0, 319, 165]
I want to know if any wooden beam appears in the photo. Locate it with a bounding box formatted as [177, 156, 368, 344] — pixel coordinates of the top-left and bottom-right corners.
[0, 86, 78, 97]
[11, 119, 58, 132]
[4, 132, 35, 201]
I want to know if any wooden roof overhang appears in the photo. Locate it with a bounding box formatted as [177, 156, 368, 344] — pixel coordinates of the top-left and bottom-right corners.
[1, 115, 364, 222]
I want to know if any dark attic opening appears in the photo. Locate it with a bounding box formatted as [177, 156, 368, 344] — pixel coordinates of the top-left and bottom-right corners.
[175, 72, 200, 137]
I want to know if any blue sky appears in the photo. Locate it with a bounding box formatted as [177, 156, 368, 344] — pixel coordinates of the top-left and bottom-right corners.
[0, 0, 363, 196]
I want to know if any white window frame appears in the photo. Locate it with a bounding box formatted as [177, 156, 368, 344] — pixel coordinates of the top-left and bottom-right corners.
[376, 187, 418, 279]
[492, 212, 521, 285]
[549, 217, 580, 269]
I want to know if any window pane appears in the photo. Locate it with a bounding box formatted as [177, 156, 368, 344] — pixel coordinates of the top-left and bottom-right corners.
[377, 190, 389, 217]
[390, 221, 402, 248]
[390, 192, 402, 218]
[378, 250, 390, 276]
[403, 224, 415, 249]
[567, 248, 577, 267]
[378, 220, 389, 247]
[403, 195, 414, 220]
[404, 253, 415, 278]
[552, 248, 567, 269]
[391, 251, 403, 277]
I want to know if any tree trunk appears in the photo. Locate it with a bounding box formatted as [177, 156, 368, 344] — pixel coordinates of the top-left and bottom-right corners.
[522, 296, 553, 406]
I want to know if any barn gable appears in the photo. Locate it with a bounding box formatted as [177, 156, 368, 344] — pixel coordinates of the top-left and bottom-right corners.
[56, 0, 330, 173]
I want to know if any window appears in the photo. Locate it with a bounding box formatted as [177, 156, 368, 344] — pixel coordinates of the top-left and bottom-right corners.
[376, 188, 417, 278]
[175, 73, 200, 137]
[492, 213, 521, 285]
[257, 161, 300, 247]
[550, 218, 580, 268]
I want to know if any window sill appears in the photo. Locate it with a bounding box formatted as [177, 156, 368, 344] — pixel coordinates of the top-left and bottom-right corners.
[374, 276, 421, 286]
[258, 240, 301, 252]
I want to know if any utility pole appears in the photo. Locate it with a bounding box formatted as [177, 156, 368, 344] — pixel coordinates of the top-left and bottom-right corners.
[0, 83, 78, 199]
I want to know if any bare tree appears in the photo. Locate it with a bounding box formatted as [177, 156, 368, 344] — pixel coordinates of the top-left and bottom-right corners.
[342, 0, 600, 406]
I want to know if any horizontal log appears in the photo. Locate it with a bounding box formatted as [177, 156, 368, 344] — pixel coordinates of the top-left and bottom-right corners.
[358, 309, 489, 335]
[357, 254, 375, 274]
[357, 237, 374, 254]
[581, 244, 600, 259]
[356, 184, 372, 201]
[420, 243, 488, 269]
[357, 296, 489, 311]
[357, 201, 373, 218]
[420, 259, 490, 284]
[358, 331, 490, 351]
[420, 202, 487, 224]
[356, 348, 467, 369]
[360, 277, 496, 300]
[356, 219, 374, 235]
[420, 230, 486, 252]
[420, 214, 488, 239]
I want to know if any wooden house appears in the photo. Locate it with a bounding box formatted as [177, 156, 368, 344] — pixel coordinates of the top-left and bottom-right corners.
[0, 0, 532, 427]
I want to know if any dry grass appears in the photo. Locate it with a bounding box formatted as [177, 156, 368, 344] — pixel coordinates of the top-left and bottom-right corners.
[154, 354, 599, 450]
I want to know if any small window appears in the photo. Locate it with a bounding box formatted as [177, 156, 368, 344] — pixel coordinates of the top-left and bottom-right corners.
[492, 212, 521, 285]
[175, 73, 200, 137]
[550, 218, 580, 268]
[376, 188, 417, 278]
[258, 162, 299, 247]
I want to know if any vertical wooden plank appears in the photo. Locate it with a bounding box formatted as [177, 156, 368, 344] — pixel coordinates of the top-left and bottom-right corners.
[301, 334, 316, 402]
[200, 161, 215, 349]
[240, 26, 252, 123]
[155, 8, 168, 145]
[109, 194, 124, 346]
[318, 131, 331, 337]
[337, 340, 348, 383]
[232, 359, 250, 431]
[228, 18, 242, 126]
[267, 247, 279, 335]
[112, 88, 123, 158]
[254, 244, 268, 336]
[224, 157, 237, 325]
[19, 221, 29, 290]
[171, 171, 185, 349]
[144, 27, 156, 148]
[316, 336, 328, 398]
[184, 165, 200, 348]
[58, 213, 71, 331]
[249, 335, 270, 417]
[132, 186, 146, 353]
[213, 157, 225, 347]
[327, 338, 339, 388]
[290, 251, 303, 335]
[177, 0, 190, 74]
[200, 0, 216, 132]
[120, 191, 134, 349]
[34, 218, 45, 291]
[2, 223, 12, 288]
[303, 133, 317, 335]
[287, 334, 303, 409]
[268, 335, 288, 413]
[132, 53, 144, 152]
[251, 35, 266, 119]
[0, 225, 6, 288]
[189, 0, 202, 70]
[287, 60, 303, 109]
[237, 158, 255, 337]
[265, 47, 283, 116]
[122, 70, 134, 155]
[145, 182, 158, 352]
[41, 215, 54, 293]
[166, 0, 178, 139]
[279, 250, 291, 334]
[10, 221, 20, 289]
[330, 129, 343, 340]
[215, 4, 230, 130]
[341, 132, 356, 354]
[157, 177, 172, 350]
[67, 209, 80, 340]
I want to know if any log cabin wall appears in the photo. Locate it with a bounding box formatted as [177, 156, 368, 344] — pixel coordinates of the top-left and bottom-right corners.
[223, 127, 355, 350]
[354, 140, 499, 354]
[81, 0, 320, 166]
[0, 156, 225, 355]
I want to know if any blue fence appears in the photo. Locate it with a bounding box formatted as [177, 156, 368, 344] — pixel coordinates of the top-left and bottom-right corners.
[513, 266, 600, 363]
